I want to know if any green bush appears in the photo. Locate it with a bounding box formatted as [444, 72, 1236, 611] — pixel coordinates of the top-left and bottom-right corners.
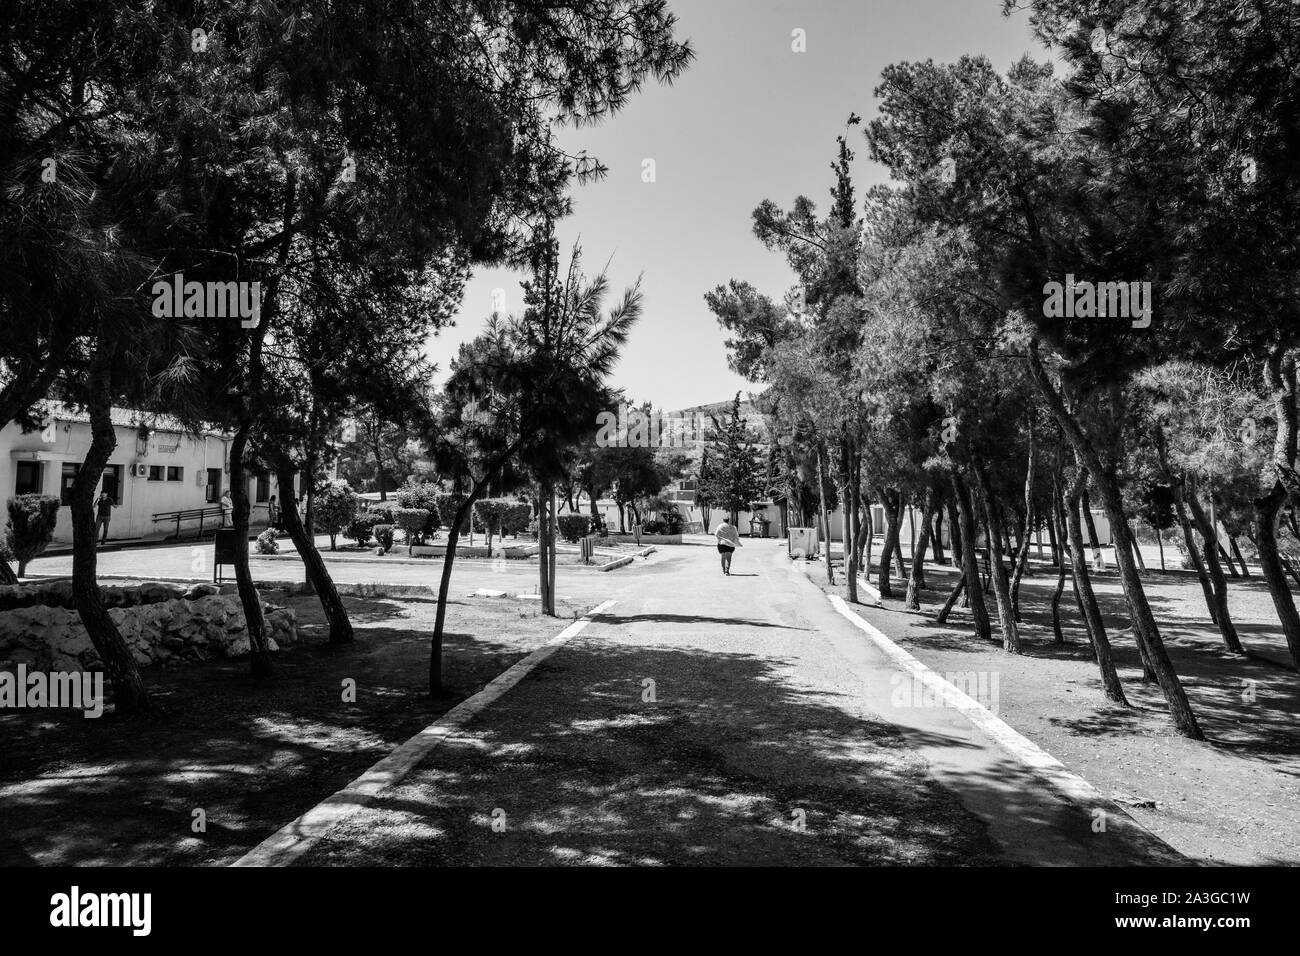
[500, 502, 532, 536]
[373, 524, 395, 553]
[254, 528, 279, 555]
[5, 494, 61, 576]
[368, 505, 394, 525]
[395, 507, 434, 545]
[393, 481, 440, 539]
[346, 513, 383, 547]
[556, 514, 590, 543]
[314, 480, 361, 551]
[436, 492, 470, 533]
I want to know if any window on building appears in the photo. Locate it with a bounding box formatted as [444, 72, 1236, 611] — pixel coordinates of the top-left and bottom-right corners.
[166, 466, 183, 482]
[148, 465, 164, 481]
[60, 463, 80, 506]
[15, 461, 42, 496]
[255, 474, 270, 503]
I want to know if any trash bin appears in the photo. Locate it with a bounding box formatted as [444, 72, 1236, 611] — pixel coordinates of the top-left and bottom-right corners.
[749, 516, 771, 539]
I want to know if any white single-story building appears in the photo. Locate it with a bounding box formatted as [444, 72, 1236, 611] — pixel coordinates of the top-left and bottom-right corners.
[1, 403, 288, 544]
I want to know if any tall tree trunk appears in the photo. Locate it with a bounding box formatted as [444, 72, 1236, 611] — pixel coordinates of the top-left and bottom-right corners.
[905, 486, 939, 610]
[1229, 535, 1251, 578]
[893, 494, 908, 587]
[228, 427, 273, 678]
[1131, 536, 1148, 572]
[937, 574, 965, 624]
[1253, 346, 1300, 670]
[1049, 463, 1068, 645]
[862, 496, 874, 580]
[538, 489, 551, 612]
[546, 489, 557, 616]
[973, 460, 1021, 653]
[1081, 487, 1103, 565]
[878, 488, 901, 598]
[930, 506, 945, 564]
[1065, 467, 1127, 703]
[70, 370, 151, 714]
[1011, 423, 1037, 622]
[815, 443, 835, 585]
[950, 472, 991, 641]
[1045, 504, 1061, 566]
[274, 457, 352, 644]
[1028, 341, 1196, 736]
[429, 444, 521, 695]
[1186, 481, 1243, 653]
[842, 477, 860, 603]
[1172, 484, 1218, 623]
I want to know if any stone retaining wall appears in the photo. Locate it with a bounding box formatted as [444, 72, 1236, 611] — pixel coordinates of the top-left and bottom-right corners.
[0, 581, 297, 672]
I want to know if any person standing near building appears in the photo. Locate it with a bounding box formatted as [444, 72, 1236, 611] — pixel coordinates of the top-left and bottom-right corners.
[220, 489, 233, 528]
[714, 516, 742, 575]
[94, 489, 114, 545]
[267, 494, 281, 531]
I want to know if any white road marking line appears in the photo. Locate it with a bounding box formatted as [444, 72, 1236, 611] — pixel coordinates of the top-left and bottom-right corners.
[231, 599, 617, 867]
[827, 594, 1177, 854]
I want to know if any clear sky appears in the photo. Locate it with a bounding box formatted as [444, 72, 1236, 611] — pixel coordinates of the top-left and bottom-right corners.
[426, 0, 1043, 411]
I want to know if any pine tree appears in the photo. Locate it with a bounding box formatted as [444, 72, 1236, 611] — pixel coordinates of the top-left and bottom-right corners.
[700, 395, 765, 525]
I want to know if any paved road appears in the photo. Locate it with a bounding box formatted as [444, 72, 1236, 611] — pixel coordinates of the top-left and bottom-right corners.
[279, 541, 1179, 866]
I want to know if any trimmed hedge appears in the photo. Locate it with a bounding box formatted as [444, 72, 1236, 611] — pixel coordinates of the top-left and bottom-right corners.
[556, 514, 590, 543]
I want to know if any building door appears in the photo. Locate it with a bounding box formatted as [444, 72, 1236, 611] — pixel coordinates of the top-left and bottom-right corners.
[206, 468, 222, 504]
[102, 464, 123, 504]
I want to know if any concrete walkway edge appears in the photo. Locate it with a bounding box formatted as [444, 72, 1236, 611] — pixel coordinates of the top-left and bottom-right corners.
[827, 594, 1184, 862]
[231, 599, 618, 867]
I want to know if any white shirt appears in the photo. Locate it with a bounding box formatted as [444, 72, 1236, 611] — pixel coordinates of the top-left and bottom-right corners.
[715, 524, 741, 547]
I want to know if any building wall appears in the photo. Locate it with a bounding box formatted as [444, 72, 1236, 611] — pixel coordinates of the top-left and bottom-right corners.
[2, 418, 281, 543]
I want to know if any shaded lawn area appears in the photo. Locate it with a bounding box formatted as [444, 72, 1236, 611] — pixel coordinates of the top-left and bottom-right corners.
[816, 557, 1300, 865]
[0, 591, 592, 867]
[292, 637, 1003, 867]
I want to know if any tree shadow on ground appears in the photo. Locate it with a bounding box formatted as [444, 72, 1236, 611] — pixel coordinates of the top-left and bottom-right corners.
[878, 572, 1300, 762]
[0, 594, 588, 867]
[291, 639, 1180, 867]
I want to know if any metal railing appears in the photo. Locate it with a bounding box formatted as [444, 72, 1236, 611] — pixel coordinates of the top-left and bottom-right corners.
[151, 506, 229, 540]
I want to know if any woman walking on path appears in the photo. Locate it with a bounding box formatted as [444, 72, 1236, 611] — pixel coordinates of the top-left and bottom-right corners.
[715, 517, 742, 575]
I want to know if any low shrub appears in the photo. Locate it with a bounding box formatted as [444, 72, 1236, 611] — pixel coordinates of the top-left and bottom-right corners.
[372, 524, 395, 553]
[314, 480, 361, 551]
[367, 505, 394, 525]
[556, 513, 590, 543]
[395, 508, 433, 545]
[500, 501, 532, 536]
[346, 513, 383, 547]
[5, 494, 61, 576]
[436, 492, 470, 533]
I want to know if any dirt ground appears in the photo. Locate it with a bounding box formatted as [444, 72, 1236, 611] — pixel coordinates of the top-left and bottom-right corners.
[0, 590, 592, 866]
[817, 554, 1300, 865]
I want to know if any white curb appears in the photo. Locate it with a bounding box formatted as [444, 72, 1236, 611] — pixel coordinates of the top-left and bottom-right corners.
[232, 599, 617, 867]
[827, 594, 1179, 856]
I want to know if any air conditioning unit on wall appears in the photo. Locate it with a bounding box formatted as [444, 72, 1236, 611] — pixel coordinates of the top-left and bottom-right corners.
[132, 462, 149, 478]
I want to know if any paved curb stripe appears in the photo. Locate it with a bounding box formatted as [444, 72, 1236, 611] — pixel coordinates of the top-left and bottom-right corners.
[231, 599, 617, 867]
[828, 594, 1182, 860]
